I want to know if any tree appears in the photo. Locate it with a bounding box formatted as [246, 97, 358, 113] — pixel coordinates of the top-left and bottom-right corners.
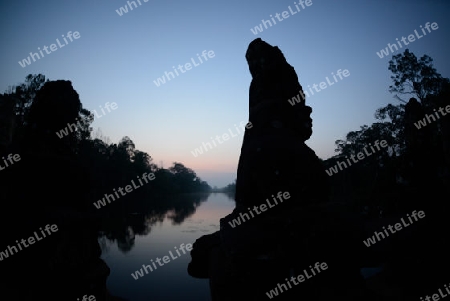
[167, 162, 210, 193]
[334, 123, 393, 158]
[220, 179, 236, 198]
[374, 103, 406, 157]
[3, 74, 48, 127]
[374, 49, 450, 157]
[117, 136, 136, 162]
[2, 75, 98, 156]
[92, 128, 112, 145]
[133, 150, 157, 174]
[330, 49, 449, 210]
[388, 49, 449, 105]
[76, 108, 94, 142]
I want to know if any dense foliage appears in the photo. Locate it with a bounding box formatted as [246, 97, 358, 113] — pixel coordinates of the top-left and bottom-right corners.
[0, 76, 211, 213]
[323, 49, 450, 213]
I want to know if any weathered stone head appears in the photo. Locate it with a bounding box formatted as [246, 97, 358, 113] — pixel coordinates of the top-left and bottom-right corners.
[245, 38, 312, 141]
[245, 38, 285, 79]
[27, 80, 81, 132]
[20, 80, 82, 154]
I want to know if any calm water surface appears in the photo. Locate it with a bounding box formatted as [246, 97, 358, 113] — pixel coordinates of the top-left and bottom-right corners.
[99, 192, 235, 301]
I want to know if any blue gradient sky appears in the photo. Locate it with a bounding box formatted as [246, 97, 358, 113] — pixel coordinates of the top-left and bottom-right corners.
[1, 0, 449, 187]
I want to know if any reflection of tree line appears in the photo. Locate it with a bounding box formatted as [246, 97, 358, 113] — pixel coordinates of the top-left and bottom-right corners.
[99, 193, 209, 253]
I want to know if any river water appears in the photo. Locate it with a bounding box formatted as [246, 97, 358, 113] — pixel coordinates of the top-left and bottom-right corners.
[99, 192, 235, 301]
[99, 192, 383, 301]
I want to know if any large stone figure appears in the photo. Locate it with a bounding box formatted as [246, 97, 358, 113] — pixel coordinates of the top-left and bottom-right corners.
[188, 38, 365, 301]
[0, 81, 124, 301]
[235, 38, 327, 209]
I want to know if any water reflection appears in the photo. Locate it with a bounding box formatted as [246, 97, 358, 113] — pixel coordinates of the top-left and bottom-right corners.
[98, 193, 214, 253]
[98, 192, 235, 301]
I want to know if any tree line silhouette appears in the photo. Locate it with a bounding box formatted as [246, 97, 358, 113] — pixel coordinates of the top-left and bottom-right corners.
[322, 49, 450, 216]
[0, 75, 211, 214]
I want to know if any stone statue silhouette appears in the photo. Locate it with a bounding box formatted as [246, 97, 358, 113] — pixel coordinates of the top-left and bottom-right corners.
[188, 38, 365, 301]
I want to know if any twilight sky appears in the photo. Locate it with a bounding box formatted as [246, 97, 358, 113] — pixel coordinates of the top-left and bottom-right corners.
[1, 0, 449, 187]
